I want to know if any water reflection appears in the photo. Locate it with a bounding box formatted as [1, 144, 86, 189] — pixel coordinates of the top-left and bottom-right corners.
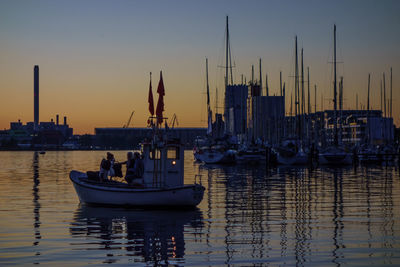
[195, 163, 400, 266]
[32, 151, 41, 259]
[70, 205, 203, 265]
[1, 151, 399, 265]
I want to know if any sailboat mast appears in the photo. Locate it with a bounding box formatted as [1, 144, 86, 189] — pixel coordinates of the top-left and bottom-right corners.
[367, 73, 371, 144]
[367, 73, 370, 111]
[333, 24, 338, 146]
[307, 67, 310, 114]
[225, 16, 229, 88]
[383, 72, 386, 118]
[314, 84, 317, 113]
[290, 92, 293, 116]
[340, 77, 344, 144]
[380, 79, 383, 113]
[206, 58, 210, 111]
[390, 67, 392, 118]
[215, 87, 218, 115]
[301, 48, 305, 116]
[259, 58, 262, 94]
[295, 36, 299, 117]
[295, 36, 301, 140]
[206, 58, 212, 136]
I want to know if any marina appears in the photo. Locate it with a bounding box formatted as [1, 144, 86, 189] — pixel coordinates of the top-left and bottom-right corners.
[1, 1, 400, 266]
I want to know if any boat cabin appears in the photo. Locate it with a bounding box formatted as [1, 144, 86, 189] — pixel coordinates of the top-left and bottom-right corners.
[141, 139, 184, 188]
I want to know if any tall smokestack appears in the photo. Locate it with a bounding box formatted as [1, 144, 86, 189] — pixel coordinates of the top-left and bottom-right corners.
[64, 116, 67, 125]
[56, 114, 59, 125]
[34, 65, 39, 130]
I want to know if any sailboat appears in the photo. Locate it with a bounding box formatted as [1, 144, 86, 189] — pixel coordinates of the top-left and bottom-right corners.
[319, 25, 352, 165]
[70, 72, 205, 207]
[194, 58, 236, 164]
[275, 36, 308, 165]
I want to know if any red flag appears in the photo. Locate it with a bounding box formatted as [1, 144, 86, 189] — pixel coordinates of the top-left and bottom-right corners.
[148, 73, 154, 116]
[156, 71, 165, 124]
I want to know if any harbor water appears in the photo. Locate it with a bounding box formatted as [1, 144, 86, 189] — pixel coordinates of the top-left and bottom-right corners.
[0, 150, 399, 266]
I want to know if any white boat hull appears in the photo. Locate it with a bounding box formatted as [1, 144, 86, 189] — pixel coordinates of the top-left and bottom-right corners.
[70, 171, 205, 207]
[195, 150, 236, 164]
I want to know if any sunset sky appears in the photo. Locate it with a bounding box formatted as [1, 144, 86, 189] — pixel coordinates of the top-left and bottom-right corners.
[0, 0, 399, 134]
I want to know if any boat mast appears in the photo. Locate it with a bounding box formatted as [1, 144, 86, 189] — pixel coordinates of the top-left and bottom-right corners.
[383, 72, 386, 118]
[223, 16, 233, 134]
[301, 48, 305, 145]
[206, 58, 212, 136]
[215, 87, 218, 115]
[339, 77, 344, 144]
[301, 48, 305, 117]
[294, 36, 301, 139]
[333, 24, 338, 146]
[383, 72, 387, 143]
[390, 67, 392, 118]
[259, 58, 262, 94]
[380, 79, 383, 113]
[314, 84, 317, 113]
[307, 67, 311, 114]
[280, 71, 282, 96]
[225, 16, 229, 88]
[367, 73, 370, 112]
[367, 73, 371, 144]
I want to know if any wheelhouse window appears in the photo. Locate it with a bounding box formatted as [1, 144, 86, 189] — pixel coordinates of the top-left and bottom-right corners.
[167, 146, 180, 160]
[149, 149, 161, 160]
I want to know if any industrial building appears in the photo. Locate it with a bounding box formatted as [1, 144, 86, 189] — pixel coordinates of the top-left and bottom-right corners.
[0, 65, 73, 149]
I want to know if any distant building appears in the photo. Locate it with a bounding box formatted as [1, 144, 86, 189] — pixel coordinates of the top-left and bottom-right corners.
[95, 127, 207, 149]
[247, 96, 285, 144]
[224, 84, 248, 136]
[0, 116, 74, 149]
[323, 110, 394, 146]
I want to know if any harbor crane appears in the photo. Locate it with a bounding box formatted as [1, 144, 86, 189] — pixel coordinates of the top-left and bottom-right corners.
[170, 113, 179, 128]
[123, 111, 135, 128]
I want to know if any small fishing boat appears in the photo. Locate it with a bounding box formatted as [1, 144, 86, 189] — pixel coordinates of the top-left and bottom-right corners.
[70, 136, 205, 208]
[70, 72, 205, 208]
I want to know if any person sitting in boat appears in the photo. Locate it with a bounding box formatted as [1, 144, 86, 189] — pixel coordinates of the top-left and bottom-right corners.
[129, 152, 144, 186]
[99, 152, 114, 181]
[123, 152, 135, 184]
